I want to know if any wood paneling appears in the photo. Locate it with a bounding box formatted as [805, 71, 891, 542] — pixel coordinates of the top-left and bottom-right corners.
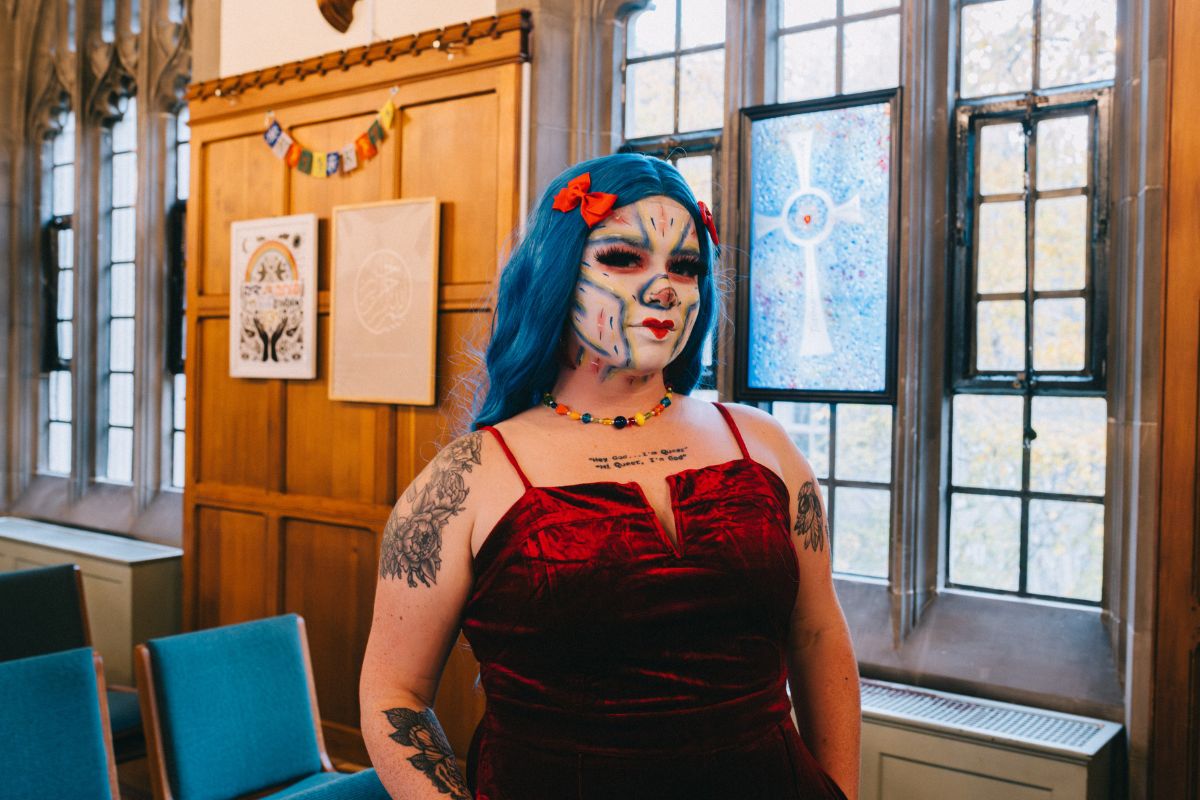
[196, 318, 275, 489]
[183, 21, 525, 763]
[282, 519, 377, 727]
[199, 136, 286, 296]
[195, 507, 273, 627]
[1154, 0, 1200, 795]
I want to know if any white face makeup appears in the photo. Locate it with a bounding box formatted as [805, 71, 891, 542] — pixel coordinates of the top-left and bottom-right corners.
[568, 196, 704, 377]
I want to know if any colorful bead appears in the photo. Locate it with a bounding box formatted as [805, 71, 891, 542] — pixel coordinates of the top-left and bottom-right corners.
[568, 411, 582, 420]
[542, 386, 674, 429]
[653, 403, 665, 413]
[613, 416, 628, 429]
[581, 413, 592, 424]
[634, 413, 647, 426]
[661, 396, 672, 407]
[555, 404, 570, 415]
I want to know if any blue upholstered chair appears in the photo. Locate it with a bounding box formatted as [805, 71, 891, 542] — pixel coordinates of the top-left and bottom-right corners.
[136, 614, 386, 800]
[0, 563, 144, 757]
[0, 647, 120, 799]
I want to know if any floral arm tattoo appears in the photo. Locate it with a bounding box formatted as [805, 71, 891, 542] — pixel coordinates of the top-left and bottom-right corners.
[384, 707, 470, 798]
[795, 481, 827, 552]
[380, 432, 482, 587]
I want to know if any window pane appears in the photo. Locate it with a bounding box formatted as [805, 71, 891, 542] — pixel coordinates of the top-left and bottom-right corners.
[843, 14, 900, 94]
[110, 318, 135, 372]
[977, 201, 1026, 293]
[108, 372, 134, 427]
[979, 123, 1025, 196]
[53, 116, 75, 164]
[976, 300, 1026, 372]
[57, 269, 73, 319]
[949, 492, 1021, 591]
[1034, 195, 1087, 291]
[832, 486, 889, 578]
[960, 0, 1034, 98]
[780, 0, 836, 27]
[174, 373, 187, 430]
[53, 165, 74, 216]
[1036, 115, 1089, 191]
[112, 98, 137, 152]
[680, 0, 724, 47]
[50, 370, 72, 421]
[176, 107, 190, 143]
[57, 321, 73, 361]
[112, 151, 137, 206]
[628, 1, 677, 57]
[779, 28, 837, 102]
[835, 404, 892, 482]
[1030, 395, 1106, 496]
[625, 57, 675, 138]
[176, 137, 190, 201]
[678, 49, 724, 132]
[952, 394, 1023, 490]
[1039, 0, 1116, 89]
[107, 426, 133, 482]
[674, 154, 713, 209]
[773, 402, 830, 479]
[1033, 298, 1085, 371]
[57, 227, 73, 268]
[48, 421, 71, 474]
[844, 0, 900, 12]
[111, 207, 135, 262]
[172, 430, 185, 488]
[1028, 499, 1103, 600]
[111, 261, 135, 317]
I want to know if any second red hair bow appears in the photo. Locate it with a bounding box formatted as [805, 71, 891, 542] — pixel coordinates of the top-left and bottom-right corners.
[552, 173, 618, 226]
[697, 201, 719, 247]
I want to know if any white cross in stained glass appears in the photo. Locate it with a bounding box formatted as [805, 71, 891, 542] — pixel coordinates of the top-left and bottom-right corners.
[754, 129, 864, 356]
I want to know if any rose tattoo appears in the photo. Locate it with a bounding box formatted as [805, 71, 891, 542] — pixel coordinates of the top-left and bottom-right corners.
[384, 707, 469, 798]
[795, 480, 826, 552]
[379, 433, 482, 587]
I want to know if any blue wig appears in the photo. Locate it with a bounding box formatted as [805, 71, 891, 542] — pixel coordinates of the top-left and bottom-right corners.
[471, 153, 719, 430]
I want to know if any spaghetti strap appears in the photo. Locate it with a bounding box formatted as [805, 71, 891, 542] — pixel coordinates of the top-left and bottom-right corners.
[482, 426, 533, 490]
[714, 403, 750, 460]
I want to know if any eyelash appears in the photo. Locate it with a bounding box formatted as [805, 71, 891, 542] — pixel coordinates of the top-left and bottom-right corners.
[593, 247, 706, 279]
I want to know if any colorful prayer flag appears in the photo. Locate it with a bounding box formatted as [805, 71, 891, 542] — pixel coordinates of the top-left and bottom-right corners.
[311, 152, 327, 179]
[285, 142, 302, 168]
[326, 151, 340, 176]
[272, 131, 293, 159]
[297, 149, 313, 174]
[367, 119, 385, 147]
[264, 121, 283, 146]
[379, 98, 395, 130]
[340, 145, 357, 173]
[355, 133, 377, 161]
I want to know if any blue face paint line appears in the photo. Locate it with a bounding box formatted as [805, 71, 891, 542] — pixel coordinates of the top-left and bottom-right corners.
[669, 301, 701, 359]
[670, 218, 700, 255]
[570, 276, 630, 359]
[586, 234, 644, 248]
[632, 212, 654, 249]
[636, 272, 673, 306]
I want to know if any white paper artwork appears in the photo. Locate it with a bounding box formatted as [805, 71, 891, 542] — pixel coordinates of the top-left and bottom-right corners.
[330, 198, 440, 404]
[228, 213, 318, 379]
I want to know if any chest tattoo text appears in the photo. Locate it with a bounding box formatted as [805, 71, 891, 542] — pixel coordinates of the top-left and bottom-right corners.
[588, 446, 689, 471]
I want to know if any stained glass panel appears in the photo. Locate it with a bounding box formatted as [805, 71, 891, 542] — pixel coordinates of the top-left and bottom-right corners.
[746, 97, 896, 395]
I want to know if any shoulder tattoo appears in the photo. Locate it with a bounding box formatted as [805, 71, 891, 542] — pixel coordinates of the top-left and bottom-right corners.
[379, 432, 483, 587]
[794, 480, 827, 552]
[383, 707, 469, 798]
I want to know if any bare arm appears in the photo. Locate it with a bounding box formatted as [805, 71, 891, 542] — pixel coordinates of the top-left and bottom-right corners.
[360, 433, 482, 799]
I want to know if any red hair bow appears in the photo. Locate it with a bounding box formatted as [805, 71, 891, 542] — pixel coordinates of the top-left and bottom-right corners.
[552, 173, 618, 226]
[698, 201, 719, 246]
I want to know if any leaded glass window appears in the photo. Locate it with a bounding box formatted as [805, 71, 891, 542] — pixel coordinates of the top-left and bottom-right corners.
[948, 0, 1115, 604]
[777, 0, 902, 102]
[168, 107, 189, 489]
[104, 97, 137, 483]
[40, 110, 75, 476]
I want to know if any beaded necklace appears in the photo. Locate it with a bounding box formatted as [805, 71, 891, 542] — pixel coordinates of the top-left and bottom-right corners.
[542, 386, 674, 430]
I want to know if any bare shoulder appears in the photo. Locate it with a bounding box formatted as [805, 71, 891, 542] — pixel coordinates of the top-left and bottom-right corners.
[716, 401, 808, 473]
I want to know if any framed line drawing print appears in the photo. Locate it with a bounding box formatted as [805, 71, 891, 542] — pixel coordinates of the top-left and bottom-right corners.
[736, 88, 901, 403]
[329, 198, 440, 404]
[229, 213, 318, 379]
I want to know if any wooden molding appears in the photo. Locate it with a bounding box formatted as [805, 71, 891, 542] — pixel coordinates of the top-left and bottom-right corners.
[318, 0, 360, 33]
[184, 9, 530, 101]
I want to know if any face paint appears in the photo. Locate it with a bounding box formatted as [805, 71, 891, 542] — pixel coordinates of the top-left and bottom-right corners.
[568, 197, 704, 376]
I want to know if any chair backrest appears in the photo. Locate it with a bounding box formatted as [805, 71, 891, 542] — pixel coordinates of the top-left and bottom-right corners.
[0, 647, 119, 800]
[137, 614, 330, 800]
[0, 563, 90, 661]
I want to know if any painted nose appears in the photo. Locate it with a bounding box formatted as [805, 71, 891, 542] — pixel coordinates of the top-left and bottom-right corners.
[642, 278, 679, 309]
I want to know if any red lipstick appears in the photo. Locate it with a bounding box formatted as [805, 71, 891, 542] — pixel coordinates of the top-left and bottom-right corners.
[641, 318, 675, 339]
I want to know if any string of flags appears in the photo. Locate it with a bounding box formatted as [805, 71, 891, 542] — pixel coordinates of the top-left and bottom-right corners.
[263, 88, 397, 178]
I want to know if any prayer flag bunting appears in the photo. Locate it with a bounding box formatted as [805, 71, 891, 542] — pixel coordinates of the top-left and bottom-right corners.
[262, 90, 396, 177]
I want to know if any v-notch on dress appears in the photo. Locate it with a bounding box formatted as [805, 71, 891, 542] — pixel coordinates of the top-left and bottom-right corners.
[463, 403, 847, 800]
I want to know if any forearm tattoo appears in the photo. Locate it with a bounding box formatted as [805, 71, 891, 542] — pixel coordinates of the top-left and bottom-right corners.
[795, 481, 827, 552]
[383, 707, 469, 799]
[379, 432, 482, 587]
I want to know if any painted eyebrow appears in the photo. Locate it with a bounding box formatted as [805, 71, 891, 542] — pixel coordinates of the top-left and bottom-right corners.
[587, 234, 646, 247]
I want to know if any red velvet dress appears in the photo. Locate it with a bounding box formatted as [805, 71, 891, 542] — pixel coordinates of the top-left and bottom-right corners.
[463, 404, 847, 800]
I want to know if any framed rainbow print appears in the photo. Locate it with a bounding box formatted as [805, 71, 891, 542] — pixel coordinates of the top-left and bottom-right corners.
[228, 213, 318, 379]
[736, 89, 901, 402]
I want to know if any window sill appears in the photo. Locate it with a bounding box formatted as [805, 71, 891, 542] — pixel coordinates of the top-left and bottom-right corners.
[10, 475, 182, 547]
[835, 578, 1123, 722]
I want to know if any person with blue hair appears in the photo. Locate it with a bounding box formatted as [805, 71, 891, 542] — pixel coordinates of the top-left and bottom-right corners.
[361, 153, 860, 799]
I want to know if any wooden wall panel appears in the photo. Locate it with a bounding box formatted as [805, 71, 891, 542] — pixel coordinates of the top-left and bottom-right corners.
[285, 315, 387, 502]
[281, 519, 377, 727]
[195, 507, 273, 627]
[199, 135, 286, 296]
[196, 318, 274, 488]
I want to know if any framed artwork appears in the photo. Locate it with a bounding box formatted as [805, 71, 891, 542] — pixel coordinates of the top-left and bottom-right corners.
[329, 198, 440, 404]
[229, 213, 318, 379]
[736, 88, 901, 403]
